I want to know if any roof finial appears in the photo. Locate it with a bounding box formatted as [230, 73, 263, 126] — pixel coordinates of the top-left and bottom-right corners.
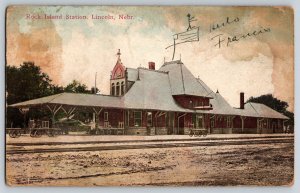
[216, 89, 219, 93]
[117, 49, 121, 62]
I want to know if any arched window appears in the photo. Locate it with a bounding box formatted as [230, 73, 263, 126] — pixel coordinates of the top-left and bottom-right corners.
[121, 81, 124, 95]
[111, 83, 115, 96]
[116, 82, 120, 96]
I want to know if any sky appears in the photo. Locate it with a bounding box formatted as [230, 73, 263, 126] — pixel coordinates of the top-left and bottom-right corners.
[6, 6, 294, 111]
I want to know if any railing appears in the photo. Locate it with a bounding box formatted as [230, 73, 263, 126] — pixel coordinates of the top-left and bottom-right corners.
[118, 121, 124, 128]
[104, 121, 111, 128]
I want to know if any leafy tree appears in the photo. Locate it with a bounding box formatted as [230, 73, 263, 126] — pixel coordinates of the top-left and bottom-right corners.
[247, 94, 294, 126]
[91, 87, 100, 94]
[6, 62, 103, 127]
[51, 85, 64, 94]
[6, 62, 89, 127]
[6, 62, 59, 127]
[64, 80, 90, 93]
[6, 62, 54, 105]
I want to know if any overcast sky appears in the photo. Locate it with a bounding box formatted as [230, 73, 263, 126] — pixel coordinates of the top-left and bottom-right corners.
[6, 6, 294, 111]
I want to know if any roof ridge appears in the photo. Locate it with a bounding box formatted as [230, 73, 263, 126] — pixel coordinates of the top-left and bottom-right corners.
[248, 102, 259, 115]
[196, 78, 210, 94]
[63, 92, 122, 98]
[205, 90, 214, 97]
[179, 63, 186, 93]
[47, 93, 65, 103]
[161, 60, 183, 67]
[137, 67, 169, 74]
[126, 67, 137, 70]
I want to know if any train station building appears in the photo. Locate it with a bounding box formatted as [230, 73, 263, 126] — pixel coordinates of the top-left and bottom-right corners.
[9, 50, 289, 135]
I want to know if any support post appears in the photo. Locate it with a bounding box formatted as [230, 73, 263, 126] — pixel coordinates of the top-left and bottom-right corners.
[18, 107, 29, 128]
[46, 104, 62, 127]
[92, 107, 103, 129]
[61, 106, 76, 119]
[177, 113, 187, 135]
[241, 116, 247, 133]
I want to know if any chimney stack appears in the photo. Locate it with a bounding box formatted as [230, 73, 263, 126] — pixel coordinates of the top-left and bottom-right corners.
[240, 92, 244, 109]
[148, 62, 155, 70]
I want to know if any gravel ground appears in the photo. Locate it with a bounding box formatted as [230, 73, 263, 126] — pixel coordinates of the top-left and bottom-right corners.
[6, 137, 294, 186]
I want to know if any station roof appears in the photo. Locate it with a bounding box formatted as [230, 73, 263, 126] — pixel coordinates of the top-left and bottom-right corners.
[159, 60, 212, 98]
[123, 68, 193, 112]
[234, 102, 289, 119]
[9, 93, 124, 109]
[126, 68, 138, 82]
[9, 60, 288, 119]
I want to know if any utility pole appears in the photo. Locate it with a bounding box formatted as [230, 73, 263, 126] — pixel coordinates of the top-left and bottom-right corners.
[94, 72, 97, 94]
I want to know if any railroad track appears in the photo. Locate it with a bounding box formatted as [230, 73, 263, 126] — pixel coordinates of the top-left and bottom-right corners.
[7, 135, 293, 146]
[6, 137, 294, 155]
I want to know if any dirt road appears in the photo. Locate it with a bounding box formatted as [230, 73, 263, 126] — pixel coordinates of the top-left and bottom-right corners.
[6, 134, 294, 186]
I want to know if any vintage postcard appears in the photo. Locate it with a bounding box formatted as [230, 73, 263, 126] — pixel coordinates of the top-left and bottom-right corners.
[5, 6, 294, 186]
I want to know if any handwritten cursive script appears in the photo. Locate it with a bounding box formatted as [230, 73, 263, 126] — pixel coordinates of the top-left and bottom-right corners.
[211, 27, 271, 48]
[210, 17, 240, 32]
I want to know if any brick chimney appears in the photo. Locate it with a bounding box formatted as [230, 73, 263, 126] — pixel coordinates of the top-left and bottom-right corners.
[240, 92, 244, 109]
[148, 62, 155, 70]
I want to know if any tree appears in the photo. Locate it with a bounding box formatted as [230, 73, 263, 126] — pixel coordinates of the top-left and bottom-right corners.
[64, 80, 90, 93]
[6, 62, 55, 105]
[6, 62, 96, 127]
[6, 62, 58, 127]
[91, 87, 100, 94]
[247, 94, 294, 126]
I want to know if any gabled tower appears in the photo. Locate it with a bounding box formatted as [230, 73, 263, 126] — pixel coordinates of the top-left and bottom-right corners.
[110, 49, 126, 96]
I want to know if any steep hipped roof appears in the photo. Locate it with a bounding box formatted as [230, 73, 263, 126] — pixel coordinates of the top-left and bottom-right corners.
[123, 68, 191, 112]
[195, 78, 236, 115]
[234, 102, 289, 119]
[207, 92, 236, 115]
[159, 60, 211, 97]
[126, 68, 138, 82]
[195, 77, 288, 119]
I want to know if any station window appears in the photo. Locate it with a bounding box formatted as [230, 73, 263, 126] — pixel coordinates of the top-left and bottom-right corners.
[111, 83, 115, 96]
[104, 112, 108, 121]
[226, 117, 231, 128]
[211, 117, 215, 128]
[42, 121, 49, 128]
[121, 81, 124, 95]
[189, 100, 193, 108]
[134, 111, 142, 127]
[116, 82, 120, 96]
[196, 115, 203, 128]
[147, 112, 152, 127]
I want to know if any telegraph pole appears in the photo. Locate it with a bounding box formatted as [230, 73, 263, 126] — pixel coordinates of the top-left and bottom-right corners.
[94, 72, 97, 94]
